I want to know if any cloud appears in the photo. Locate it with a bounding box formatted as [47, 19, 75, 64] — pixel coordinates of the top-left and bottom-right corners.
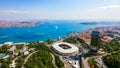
[100, 5, 120, 9]
[76, 5, 120, 20]
[0, 10, 30, 20]
[0, 5, 120, 21]
[0, 10, 28, 14]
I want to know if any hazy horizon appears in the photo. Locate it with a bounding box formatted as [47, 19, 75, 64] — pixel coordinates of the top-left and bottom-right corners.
[0, 0, 120, 21]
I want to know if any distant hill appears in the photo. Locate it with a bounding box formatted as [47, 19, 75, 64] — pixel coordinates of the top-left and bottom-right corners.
[79, 22, 97, 25]
[79, 22, 120, 25]
[0, 21, 46, 28]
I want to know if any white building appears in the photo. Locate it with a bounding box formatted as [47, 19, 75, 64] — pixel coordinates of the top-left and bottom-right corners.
[14, 42, 29, 45]
[51, 42, 79, 56]
[9, 46, 16, 54]
[24, 51, 29, 55]
[4, 42, 13, 46]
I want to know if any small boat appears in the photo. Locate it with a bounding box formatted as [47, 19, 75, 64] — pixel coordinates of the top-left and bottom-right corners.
[55, 26, 58, 29]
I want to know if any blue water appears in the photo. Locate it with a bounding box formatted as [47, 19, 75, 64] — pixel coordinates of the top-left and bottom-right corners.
[0, 20, 109, 44]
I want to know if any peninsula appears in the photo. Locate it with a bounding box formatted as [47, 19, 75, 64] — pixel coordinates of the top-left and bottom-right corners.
[0, 21, 45, 28]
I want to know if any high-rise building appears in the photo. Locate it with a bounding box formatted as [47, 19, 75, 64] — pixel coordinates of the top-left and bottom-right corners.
[90, 31, 100, 47]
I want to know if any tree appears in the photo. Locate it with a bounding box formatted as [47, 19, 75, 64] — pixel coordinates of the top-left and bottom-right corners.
[1, 63, 9, 68]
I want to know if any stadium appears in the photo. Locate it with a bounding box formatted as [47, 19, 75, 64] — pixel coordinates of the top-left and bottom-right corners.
[51, 42, 79, 55]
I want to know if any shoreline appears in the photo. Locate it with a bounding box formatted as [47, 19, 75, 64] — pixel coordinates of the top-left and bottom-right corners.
[0, 26, 120, 44]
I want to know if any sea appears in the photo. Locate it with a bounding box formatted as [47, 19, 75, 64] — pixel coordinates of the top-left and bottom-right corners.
[0, 20, 118, 44]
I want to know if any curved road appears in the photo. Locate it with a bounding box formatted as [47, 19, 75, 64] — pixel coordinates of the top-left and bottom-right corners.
[21, 50, 38, 68]
[50, 53, 58, 68]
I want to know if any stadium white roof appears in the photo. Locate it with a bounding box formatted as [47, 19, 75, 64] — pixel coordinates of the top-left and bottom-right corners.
[52, 42, 79, 54]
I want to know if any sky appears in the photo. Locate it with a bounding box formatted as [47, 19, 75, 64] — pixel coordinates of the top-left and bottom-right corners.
[0, 0, 120, 21]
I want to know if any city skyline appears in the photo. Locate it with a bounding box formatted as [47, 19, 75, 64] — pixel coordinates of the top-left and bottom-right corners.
[0, 0, 120, 21]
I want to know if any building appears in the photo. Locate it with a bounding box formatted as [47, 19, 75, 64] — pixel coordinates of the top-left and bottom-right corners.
[90, 31, 100, 48]
[4, 42, 13, 46]
[0, 44, 3, 47]
[97, 48, 105, 54]
[14, 42, 29, 45]
[51, 42, 79, 56]
[8, 46, 16, 54]
[29, 48, 35, 51]
[20, 46, 28, 56]
[101, 35, 113, 43]
[24, 51, 29, 55]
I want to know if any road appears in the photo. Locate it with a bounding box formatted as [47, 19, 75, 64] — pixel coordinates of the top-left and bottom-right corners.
[83, 50, 120, 68]
[76, 44, 89, 68]
[10, 57, 19, 68]
[50, 53, 58, 68]
[21, 50, 38, 68]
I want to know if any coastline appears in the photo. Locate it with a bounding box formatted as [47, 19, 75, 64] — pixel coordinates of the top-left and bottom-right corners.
[1, 26, 120, 45]
[68, 26, 120, 44]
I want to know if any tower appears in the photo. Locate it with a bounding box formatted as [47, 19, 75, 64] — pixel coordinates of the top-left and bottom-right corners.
[90, 31, 100, 48]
